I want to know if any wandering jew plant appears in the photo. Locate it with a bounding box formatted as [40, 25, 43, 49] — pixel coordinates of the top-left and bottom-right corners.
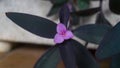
[5, 0, 120, 68]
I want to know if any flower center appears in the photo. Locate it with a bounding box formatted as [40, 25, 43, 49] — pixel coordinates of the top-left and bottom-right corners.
[61, 30, 66, 36]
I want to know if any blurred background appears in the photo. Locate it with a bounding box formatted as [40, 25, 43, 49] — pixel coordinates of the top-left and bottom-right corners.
[0, 0, 119, 68]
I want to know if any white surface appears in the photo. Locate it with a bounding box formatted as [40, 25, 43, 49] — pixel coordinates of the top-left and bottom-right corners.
[0, 0, 57, 45]
[102, 0, 120, 26]
[0, 42, 12, 52]
[0, 0, 120, 51]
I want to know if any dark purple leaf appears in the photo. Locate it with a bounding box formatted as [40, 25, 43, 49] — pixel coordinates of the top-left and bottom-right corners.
[74, 24, 111, 44]
[71, 7, 100, 16]
[58, 39, 77, 68]
[111, 54, 120, 68]
[47, 5, 61, 17]
[96, 22, 120, 59]
[49, 0, 68, 5]
[59, 4, 70, 27]
[70, 15, 80, 26]
[71, 40, 99, 68]
[58, 39, 99, 68]
[70, 5, 80, 26]
[109, 0, 120, 14]
[34, 46, 60, 68]
[95, 12, 112, 27]
[99, 0, 103, 9]
[77, 0, 90, 10]
[6, 12, 56, 38]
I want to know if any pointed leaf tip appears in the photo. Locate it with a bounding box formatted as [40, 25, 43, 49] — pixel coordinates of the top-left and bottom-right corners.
[6, 12, 57, 38]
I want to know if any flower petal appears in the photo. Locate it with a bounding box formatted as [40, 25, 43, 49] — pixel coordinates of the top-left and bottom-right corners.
[57, 23, 67, 34]
[54, 34, 64, 44]
[64, 30, 74, 40]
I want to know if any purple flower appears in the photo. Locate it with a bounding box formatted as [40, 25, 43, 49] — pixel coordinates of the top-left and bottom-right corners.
[54, 23, 73, 44]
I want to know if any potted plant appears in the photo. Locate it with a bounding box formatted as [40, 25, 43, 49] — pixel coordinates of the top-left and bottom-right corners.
[5, 0, 120, 68]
